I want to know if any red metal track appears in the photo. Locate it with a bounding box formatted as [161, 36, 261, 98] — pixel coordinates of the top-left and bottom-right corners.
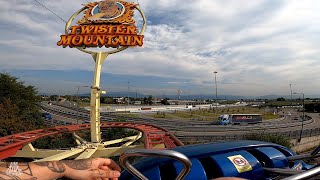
[0, 122, 183, 160]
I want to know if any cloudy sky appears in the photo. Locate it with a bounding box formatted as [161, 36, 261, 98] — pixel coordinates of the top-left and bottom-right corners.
[1, 0, 320, 97]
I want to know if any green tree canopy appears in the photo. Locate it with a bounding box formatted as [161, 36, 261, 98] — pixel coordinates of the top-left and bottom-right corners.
[276, 97, 286, 101]
[0, 73, 44, 136]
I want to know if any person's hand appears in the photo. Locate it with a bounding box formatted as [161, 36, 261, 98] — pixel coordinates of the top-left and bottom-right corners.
[62, 158, 121, 180]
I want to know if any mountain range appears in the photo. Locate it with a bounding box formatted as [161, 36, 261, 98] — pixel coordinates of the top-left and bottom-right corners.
[76, 92, 317, 100]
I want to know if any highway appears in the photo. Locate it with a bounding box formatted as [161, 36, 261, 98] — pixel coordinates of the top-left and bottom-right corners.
[40, 102, 320, 143]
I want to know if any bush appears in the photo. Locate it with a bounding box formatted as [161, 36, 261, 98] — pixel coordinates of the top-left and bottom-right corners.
[244, 133, 291, 148]
[33, 132, 78, 149]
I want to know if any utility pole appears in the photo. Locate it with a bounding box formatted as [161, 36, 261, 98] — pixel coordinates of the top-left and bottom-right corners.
[214, 71, 218, 114]
[290, 83, 293, 107]
[294, 92, 305, 142]
[76, 85, 89, 124]
[128, 81, 130, 108]
[136, 89, 138, 99]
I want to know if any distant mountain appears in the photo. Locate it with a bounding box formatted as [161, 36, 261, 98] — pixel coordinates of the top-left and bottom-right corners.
[79, 91, 145, 98]
[256, 94, 281, 99]
[84, 93, 248, 100]
[73, 92, 320, 100]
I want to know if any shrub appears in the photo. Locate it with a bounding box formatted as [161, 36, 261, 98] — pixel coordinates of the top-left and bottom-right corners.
[244, 133, 291, 148]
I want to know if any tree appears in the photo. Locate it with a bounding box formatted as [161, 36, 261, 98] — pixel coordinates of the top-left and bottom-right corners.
[0, 73, 44, 136]
[160, 98, 170, 105]
[142, 96, 153, 105]
[101, 96, 114, 104]
[49, 95, 59, 101]
[0, 98, 21, 136]
[305, 103, 320, 112]
[276, 97, 286, 101]
[147, 95, 153, 105]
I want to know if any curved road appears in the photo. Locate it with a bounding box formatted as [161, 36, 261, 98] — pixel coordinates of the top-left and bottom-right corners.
[40, 103, 320, 142]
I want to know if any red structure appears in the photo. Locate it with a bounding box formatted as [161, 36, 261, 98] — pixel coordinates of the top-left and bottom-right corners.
[0, 122, 183, 160]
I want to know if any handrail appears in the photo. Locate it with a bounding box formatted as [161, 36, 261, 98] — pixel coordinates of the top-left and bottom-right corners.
[282, 166, 320, 180]
[120, 149, 192, 180]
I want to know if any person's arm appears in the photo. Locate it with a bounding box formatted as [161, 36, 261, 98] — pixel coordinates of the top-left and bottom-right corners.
[0, 158, 121, 180]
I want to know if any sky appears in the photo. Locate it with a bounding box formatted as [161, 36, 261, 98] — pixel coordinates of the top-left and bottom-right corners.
[1, 0, 320, 96]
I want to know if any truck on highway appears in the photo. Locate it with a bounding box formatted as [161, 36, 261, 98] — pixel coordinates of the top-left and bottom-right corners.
[219, 114, 262, 125]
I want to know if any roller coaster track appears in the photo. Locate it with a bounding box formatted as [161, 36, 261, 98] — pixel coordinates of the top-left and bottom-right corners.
[0, 122, 183, 160]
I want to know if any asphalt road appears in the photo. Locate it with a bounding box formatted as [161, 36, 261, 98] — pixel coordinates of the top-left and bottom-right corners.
[40, 103, 320, 140]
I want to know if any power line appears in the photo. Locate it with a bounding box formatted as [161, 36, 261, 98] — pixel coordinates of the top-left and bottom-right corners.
[32, 0, 67, 23]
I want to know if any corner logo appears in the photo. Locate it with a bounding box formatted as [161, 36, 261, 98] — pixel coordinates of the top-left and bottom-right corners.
[57, 0, 143, 48]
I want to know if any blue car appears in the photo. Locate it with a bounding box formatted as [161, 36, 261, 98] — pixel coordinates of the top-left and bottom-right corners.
[42, 112, 53, 120]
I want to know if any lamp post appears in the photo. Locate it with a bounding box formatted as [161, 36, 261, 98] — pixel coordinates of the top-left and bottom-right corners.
[214, 71, 218, 114]
[128, 81, 130, 107]
[293, 92, 304, 142]
[76, 85, 89, 124]
[290, 83, 293, 107]
[125, 81, 130, 113]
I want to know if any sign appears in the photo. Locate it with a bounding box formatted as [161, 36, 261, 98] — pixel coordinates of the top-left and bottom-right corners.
[57, 0, 144, 48]
[227, 155, 252, 173]
[235, 116, 253, 120]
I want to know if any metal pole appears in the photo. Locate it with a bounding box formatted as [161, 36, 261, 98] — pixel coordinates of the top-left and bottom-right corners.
[128, 81, 130, 107]
[90, 52, 108, 143]
[76, 86, 88, 124]
[290, 83, 292, 107]
[299, 93, 305, 142]
[294, 92, 305, 142]
[76, 86, 80, 124]
[214, 71, 218, 114]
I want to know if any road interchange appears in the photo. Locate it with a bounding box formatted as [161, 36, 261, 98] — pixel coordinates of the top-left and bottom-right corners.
[40, 103, 320, 143]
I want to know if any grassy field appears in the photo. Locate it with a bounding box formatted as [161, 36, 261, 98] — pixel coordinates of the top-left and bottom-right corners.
[78, 103, 278, 121]
[146, 106, 279, 121]
[119, 113, 140, 118]
[79, 102, 113, 107]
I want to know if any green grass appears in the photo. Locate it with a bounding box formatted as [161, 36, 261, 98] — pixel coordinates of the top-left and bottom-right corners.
[120, 113, 140, 118]
[262, 114, 279, 120]
[80, 102, 114, 107]
[145, 107, 279, 121]
[151, 113, 167, 119]
[244, 133, 291, 148]
[150, 112, 177, 119]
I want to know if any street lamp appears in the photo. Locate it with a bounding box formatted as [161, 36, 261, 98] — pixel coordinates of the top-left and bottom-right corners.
[76, 85, 89, 124]
[290, 83, 293, 107]
[214, 71, 218, 113]
[125, 81, 130, 113]
[293, 92, 304, 142]
[128, 81, 130, 107]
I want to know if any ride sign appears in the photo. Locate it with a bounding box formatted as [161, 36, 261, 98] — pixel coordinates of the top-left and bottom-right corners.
[235, 116, 253, 120]
[228, 155, 252, 173]
[56, 0, 146, 143]
[57, 0, 144, 48]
